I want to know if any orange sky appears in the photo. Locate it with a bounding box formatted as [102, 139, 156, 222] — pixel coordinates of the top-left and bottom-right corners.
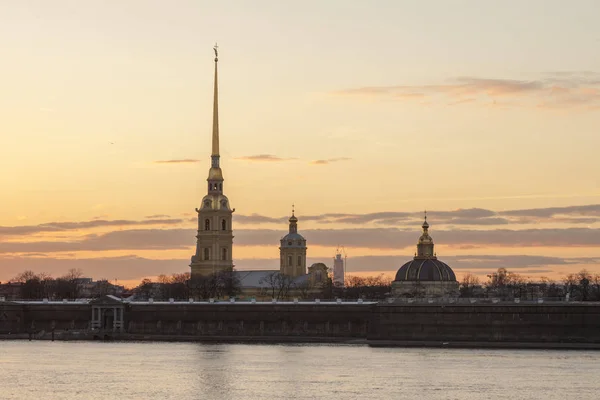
[1, 1, 599, 285]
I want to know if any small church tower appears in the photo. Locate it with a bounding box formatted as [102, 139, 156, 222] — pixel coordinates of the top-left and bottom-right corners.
[190, 45, 234, 279]
[279, 206, 307, 278]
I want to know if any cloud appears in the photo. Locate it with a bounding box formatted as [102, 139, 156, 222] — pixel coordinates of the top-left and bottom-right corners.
[1, 253, 597, 284]
[235, 154, 296, 162]
[234, 214, 287, 224]
[3, 225, 600, 255]
[233, 205, 600, 227]
[334, 73, 600, 109]
[0, 218, 183, 237]
[310, 157, 352, 165]
[153, 159, 200, 164]
[500, 204, 600, 218]
[0, 255, 188, 282]
[145, 214, 170, 219]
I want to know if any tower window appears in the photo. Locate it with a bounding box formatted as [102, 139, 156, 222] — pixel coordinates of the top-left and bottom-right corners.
[297, 255, 302, 266]
[204, 248, 210, 261]
[288, 241, 292, 246]
[205, 219, 210, 231]
[288, 255, 292, 267]
[219, 183, 222, 191]
[221, 219, 227, 231]
[222, 248, 227, 261]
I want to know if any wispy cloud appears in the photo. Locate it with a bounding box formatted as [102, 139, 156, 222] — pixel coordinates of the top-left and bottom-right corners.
[2, 225, 600, 255]
[334, 73, 600, 109]
[235, 154, 296, 162]
[145, 214, 170, 219]
[310, 157, 352, 165]
[233, 205, 600, 227]
[153, 159, 200, 164]
[0, 218, 183, 236]
[1, 253, 598, 283]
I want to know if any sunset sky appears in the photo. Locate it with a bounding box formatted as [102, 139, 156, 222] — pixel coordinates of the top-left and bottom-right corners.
[1, 0, 599, 286]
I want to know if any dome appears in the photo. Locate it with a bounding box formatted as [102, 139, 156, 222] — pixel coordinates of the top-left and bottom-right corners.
[208, 167, 223, 180]
[394, 258, 456, 282]
[282, 232, 304, 241]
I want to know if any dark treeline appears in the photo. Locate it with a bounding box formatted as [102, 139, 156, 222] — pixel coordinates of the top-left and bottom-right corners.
[133, 271, 242, 301]
[7, 269, 119, 300]
[460, 268, 600, 301]
[6, 267, 600, 301]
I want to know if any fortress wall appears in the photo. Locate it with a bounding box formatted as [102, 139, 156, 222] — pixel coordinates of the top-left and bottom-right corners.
[3, 301, 600, 345]
[125, 303, 372, 338]
[369, 303, 600, 343]
[22, 303, 90, 332]
[0, 303, 25, 334]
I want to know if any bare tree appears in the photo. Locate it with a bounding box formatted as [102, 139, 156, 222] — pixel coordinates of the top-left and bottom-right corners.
[259, 272, 295, 300]
[459, 273, 480, 297]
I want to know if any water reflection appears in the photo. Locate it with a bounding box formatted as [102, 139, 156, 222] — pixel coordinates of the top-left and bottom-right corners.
[1, 342, 599, 400]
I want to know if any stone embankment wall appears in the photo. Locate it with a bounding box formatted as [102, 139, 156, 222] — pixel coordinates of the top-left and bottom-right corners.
[0, 302, 89, 334]
[369, 303, 600, 344]
[125, 303, 370, 338]
[2, 301, 600, 346]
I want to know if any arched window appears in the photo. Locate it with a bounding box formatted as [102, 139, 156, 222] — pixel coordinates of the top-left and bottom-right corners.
[288, 255, 292, 266]
[222, 248, 227, 261]
[203, 248, 210, 261]
[205, 219, 210, 230]
[315, 270, 323, 283]
[297, 255, 302, 266]
[219, 183, 222, 191]
[221, 219, 227, 231]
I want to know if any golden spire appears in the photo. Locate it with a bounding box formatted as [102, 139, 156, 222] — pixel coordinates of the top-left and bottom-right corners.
[211, 43, 220, 161]
[416, 210, 434, 258]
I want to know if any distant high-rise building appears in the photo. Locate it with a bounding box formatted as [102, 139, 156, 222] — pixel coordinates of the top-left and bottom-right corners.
[333, 251, 345, 287]
[190, 45, 234, 279]
[279, 206, 307, 278]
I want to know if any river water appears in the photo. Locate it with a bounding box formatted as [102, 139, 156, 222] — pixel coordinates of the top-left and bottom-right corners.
[0, 342, 598, 399]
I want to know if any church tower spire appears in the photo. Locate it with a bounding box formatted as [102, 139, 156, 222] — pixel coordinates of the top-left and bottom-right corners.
[190, 44, 234, 280]
[416, 211, 435, 258]
[211, 43, 220, 166]
[206, 43, 224, 194]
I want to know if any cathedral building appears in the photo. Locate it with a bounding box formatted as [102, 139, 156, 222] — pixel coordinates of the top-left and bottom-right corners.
[392, 214, 459, 297]
[188, 47, 328, 297]
[190, 45, 234, 280]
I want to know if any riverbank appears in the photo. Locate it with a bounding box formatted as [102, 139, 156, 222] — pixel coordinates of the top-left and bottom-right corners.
[2, 333, 600, 350]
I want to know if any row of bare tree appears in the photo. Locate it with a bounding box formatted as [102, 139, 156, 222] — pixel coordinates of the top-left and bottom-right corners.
[8, 267, 599, 301]
[460, 268, 600, 301]
[7, 269, 92, 299]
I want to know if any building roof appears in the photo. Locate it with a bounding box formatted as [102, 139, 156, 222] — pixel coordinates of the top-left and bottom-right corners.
[234, 270, 309, 288]
[394, 258, 457, 282]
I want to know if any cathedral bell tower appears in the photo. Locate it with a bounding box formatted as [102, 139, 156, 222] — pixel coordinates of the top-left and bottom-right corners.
[190, 44, 235, 279]
[279, 206, 307, 278]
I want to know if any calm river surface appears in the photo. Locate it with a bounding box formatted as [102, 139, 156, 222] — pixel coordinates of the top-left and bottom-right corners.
[1, 341, 598, 399]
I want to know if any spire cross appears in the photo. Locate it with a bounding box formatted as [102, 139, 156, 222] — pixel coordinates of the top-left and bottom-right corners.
[292, 204, 295, 215]
[424, 210, 427, 221]
[213, 43, 219, 59]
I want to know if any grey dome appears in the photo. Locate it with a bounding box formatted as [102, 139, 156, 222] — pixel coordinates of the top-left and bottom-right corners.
[394, 258, 456, 282]
[282, 232, 305, 241]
